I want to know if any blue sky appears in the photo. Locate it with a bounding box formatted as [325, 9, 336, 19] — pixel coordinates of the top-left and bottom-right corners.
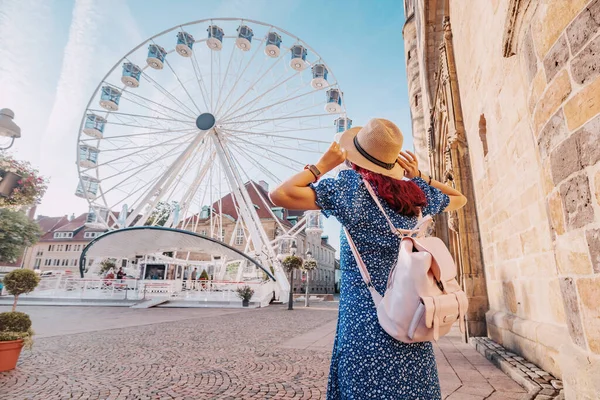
[0, 0, 410, 253]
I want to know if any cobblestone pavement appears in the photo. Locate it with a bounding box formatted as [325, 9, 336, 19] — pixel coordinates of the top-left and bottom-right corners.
[0, 305, 526, 399]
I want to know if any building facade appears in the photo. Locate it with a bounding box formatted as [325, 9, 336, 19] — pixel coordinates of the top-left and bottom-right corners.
[21, 213, 107, 273]
[180, 181, 337, 293]
[403, 0, 600, 396]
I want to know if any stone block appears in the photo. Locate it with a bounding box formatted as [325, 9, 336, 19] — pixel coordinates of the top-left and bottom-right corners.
[555, 230, 594, 275]
[502, 281, 518, 314]
[550, 114, 600, 185]
[523, 28, 538, 83]
[571, 34, 600, 86]
[586, 228, 600, 274]
[566, 0, 600, 55]
[577, 277, 600, 353]
[544, 34, 570, 82]
[559, 341, 600, 399]
[559, 173, 595, 230]
[558, 277, 587, 349]
[534, 70, 572, 133]
[529, 68, 547, 114]
[537, 108, 568, 160]
[548, 190, 566, 236]
[564, 75, 600, 131]
[532, 0, 591, 59]
[541, 159, 555, 197]
[548, 279, 567, 325]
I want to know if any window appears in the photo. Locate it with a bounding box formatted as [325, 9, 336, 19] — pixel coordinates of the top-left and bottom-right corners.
[48, 245, 54, 252]
[34, 259, 41, 268]
[44, 259, 50, 266]
[65, 245, 71, 251]
[61, 259, 68, 266]
[221, 229, 226, 240]
[56, 245, 63, 252]
[53, 259, 59, 266]
[84, 232, 101, 239]
[74, 244, 81, 251]
[36, 249, 43, 256]
[53, 232, 73, 239]
[71, 259, 77, 266]
[235, 228, 244, 245]
[200, 229, 207, 236]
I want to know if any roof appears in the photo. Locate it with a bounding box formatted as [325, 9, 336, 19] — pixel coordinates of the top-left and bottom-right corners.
[38, 213, 108, 243]
[180, 181, 306, 228]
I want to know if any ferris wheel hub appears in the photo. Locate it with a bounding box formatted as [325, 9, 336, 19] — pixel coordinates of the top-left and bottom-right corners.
[196, 113, 216, 130]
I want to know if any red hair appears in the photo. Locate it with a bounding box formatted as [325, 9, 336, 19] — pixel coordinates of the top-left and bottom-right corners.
[353, 165, 426, 217]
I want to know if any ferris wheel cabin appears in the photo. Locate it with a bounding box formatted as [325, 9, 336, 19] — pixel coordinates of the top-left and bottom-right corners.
[334, 117, 353, 133]
[236, 25, 254, 51]
[83, 114, 106, 139]
[265, 32, 282, 57]
[75, 175, 100, 199]
[85, 206, 109, 228]
[325, 88, 342, 113]
[311, 64, 329, 89]
[290, 45, 307, 71]
[176, 31, 195, 57]
[121, 62, 142, 88]
[99, 86, 121, 111]
[78, 145, 100, 168]
[147, 44, 167, 69]
[207, 25, 225, 50]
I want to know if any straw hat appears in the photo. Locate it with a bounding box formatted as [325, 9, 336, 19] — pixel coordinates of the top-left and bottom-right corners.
[339, 118, 405, 180]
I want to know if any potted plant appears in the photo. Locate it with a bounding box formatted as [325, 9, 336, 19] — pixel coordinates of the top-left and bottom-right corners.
[281, 255, 303, 310]
[0, 154, 48, 208]
[199, 269, 209, 289]
[0, 269, 40, 372]
[302, 259, 317, 307]
[236, 285, 254, 307]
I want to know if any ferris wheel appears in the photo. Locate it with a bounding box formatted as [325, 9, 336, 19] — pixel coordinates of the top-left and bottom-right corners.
[75, 18, 350, 280]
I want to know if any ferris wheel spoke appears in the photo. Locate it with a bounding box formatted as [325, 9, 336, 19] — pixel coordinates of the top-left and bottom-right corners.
[163, 57, 202, 114]
[221, 126, 330, 136]
[82, 127, 197, 143]
[230, 145, 284, 183]
[220, 61, 314, 122]
[221, 128, 330, 144]
[226, 136, 306, 168]
[118, 84, 196, 120]
[219, 50, 287, 119]
[215, 44, 236, 115]
[215, 39, 265, 116]
[222, 85, 328, 125]
[92, 132, 196, 169]
[89, 109, 195, 125]
[100, 161, 166, 201]
[227, 133, 324, 155]
[190, 49, 211, 111]
[138, 68, 198, 117]
[219, 113, 332, 126]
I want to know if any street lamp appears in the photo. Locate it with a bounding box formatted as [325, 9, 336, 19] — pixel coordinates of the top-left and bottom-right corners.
[0, 109, 21, 150]
[287, 241, 298, 310]
[305, 250, 312, 308]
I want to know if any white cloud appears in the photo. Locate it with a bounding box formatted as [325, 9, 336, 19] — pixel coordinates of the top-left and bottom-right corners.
[37, 0, 144, 216]
[0, 0, 61, 165]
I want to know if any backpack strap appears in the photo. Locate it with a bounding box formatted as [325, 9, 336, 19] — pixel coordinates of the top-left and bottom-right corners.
[363, 180, 432, 237]
[344, 227, 383, 306]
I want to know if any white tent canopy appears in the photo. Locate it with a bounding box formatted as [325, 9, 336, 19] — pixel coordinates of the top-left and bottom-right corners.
[79, 227, 273, 280]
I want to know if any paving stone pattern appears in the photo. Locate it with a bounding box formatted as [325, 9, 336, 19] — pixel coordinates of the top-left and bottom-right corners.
[0, 306, 529, 399]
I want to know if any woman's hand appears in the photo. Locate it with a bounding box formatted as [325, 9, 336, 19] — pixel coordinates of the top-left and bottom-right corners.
[316, 142, 347, 174]
[397, 150, 420, 179]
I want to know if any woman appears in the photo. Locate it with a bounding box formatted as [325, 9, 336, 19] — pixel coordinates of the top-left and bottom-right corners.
[270, 118, 467, 399]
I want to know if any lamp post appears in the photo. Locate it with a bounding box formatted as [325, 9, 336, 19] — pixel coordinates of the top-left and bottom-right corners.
[287, 242, 297, 310]
[0, 109, 21, 150]
[305, 250, 312, 307]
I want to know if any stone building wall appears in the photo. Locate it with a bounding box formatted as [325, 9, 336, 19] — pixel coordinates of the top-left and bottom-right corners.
[449, 0, 600, 397]
[403, 0, 600, 396]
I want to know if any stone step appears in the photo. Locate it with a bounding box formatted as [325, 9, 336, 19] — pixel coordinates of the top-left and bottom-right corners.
[130, 298, 170, 309]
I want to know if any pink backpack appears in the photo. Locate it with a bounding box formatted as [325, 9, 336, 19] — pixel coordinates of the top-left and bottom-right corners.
[344, 180, 468, 343]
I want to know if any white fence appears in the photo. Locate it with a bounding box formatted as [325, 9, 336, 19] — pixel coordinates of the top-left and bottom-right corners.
[26, 276, 275, 306]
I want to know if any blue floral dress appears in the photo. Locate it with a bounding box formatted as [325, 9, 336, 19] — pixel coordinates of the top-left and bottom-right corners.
[312, 169, 450, 400]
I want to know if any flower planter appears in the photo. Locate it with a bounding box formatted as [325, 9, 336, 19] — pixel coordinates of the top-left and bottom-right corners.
[0, 339, 24, 372]
[0, 172, 21, 197]
[242, 299, 249, 307]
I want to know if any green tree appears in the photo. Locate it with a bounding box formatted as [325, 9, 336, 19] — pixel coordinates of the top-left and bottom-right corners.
[199, 269, 209, 280]
[281, 255, 303, 310]
[2, 269, 40, 311]
[0, 209, 42, 263]
[144, 201, 178, 227]
[98, 259, 117, 276]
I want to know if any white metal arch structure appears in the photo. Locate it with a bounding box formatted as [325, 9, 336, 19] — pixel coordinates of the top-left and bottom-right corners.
[75, 18, 348, 299]
[78, 226, 275, 280]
